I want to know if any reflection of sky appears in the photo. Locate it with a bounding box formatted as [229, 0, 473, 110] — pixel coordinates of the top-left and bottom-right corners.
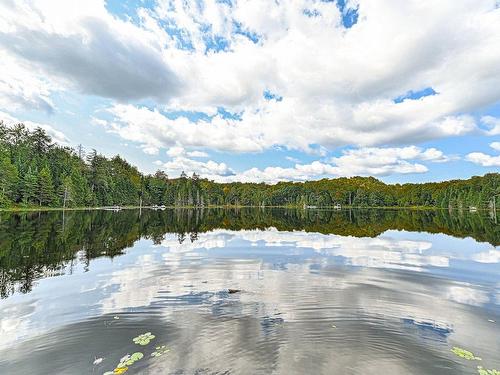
[0, 228, 499, 372]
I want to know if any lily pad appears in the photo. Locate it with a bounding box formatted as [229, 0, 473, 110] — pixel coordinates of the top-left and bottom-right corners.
[113, 367, 128, 374]
[151, 345, 170, 358]
[451, 347, 481, 361]
[477, 366, 500, 375]
[117, 355, 130, 368]
[133, 332, 155, 346]
[130, 352, 143, 361]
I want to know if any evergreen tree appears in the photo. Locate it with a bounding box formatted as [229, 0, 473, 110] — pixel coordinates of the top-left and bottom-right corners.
[0, 121, 498, 210]
[21, 167, 38, 204]
[0, 152, 19, 203]
[38, 166, 55, 206]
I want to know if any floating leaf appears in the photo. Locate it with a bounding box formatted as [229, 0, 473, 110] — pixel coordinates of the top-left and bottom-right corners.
[117, 355, 130, 368]
[451, 347, 481, 361]
[151, 345, 170, 358]
[477, 366, 500, 375]
[113, 367, 128, 374]
[133, 332, 155, 346]
[130, 352, 143, 361]
[121, 352, 144, 366]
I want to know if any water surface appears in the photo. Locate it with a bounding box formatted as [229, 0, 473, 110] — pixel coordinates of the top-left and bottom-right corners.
[0, 208, 499, 374]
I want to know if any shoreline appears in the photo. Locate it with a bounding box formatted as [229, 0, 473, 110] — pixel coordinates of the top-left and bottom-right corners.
[0, 205, 497, 213]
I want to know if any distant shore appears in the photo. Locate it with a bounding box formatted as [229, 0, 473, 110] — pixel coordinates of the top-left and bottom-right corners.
[1, 205, 497, 213]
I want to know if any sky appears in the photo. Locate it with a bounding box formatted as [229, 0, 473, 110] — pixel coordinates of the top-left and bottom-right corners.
[1, 0, 500, 184]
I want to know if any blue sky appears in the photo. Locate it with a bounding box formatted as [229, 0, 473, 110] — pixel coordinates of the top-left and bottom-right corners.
[1, 0, 499, 183]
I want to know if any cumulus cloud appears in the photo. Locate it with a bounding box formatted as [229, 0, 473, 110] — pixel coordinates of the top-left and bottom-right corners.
[166, 146, 209, 158]
[159, 146, 234, 178]
[101, 104, 476, 157]
[0, 54, 55, 113]
[482, 116, 500, 135]
[228, 146, 452, 183]
[329, 146, 453, 175]
[466, 141, 500, 167]
[2, 0, 500, 158]
[0, 0, 180, 102]
[466, 153, 500, 167]
[160, 146, 452, 183]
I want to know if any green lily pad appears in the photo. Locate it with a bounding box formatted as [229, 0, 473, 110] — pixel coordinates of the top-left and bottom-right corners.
[104, 350, 144, 375]
[130, 352, 143, 361]
[451, 347, 481, 361]
[151, 345, 170, 358]
[478, 366, 500, 375]
[117, 355, 130, 368]
[133, 332, 155, 346]
[117, 352, 143, 367]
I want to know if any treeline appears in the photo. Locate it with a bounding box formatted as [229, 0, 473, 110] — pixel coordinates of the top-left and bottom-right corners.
[1, 207, 499, 298]
[1, 122, 499, 209]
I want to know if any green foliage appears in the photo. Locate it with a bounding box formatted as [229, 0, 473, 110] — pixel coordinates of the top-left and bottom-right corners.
[151, 345, 170, 358]
[21, 167, 38, 204]
[38, 166, 56, 206]
[0, 121, 499, 210]
[478, 366, 500, 375]
[451, 346, 481, 361]
[133, 332, 155, 346]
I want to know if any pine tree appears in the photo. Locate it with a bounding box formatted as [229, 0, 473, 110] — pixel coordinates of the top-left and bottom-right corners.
[0, 152, 19, 203]
[38, 166, 55, 206]
[21, 167, 38, 204]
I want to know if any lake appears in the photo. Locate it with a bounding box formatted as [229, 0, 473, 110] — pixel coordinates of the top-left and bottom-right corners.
[0, 208, 499, 374]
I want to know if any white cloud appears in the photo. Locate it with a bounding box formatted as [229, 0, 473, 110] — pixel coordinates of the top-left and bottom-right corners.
[141, 146, 159, 155]
[187, 150, 209, 158]
[482, 116, 500, 135]
[0, 111, 70, 145]
[0, 0, 180, 102]
[490, 141, 500, 151]
[166, 146, 186, 158]
[466, 152, 500, 167]
[0, 54, 55, 113]
[160, 155, 234, 178]
[165, 146, 450, 183]
[419, 147, 457, 163]
[165, 146, 207, 158]
[226, 147, 435, 183]
[329, 146, 452, 176]
[2, 0, 500, 159]
[466, 141, 500, 167]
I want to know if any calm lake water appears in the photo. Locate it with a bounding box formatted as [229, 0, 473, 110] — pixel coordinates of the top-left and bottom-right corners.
[0, 208, 499, 374]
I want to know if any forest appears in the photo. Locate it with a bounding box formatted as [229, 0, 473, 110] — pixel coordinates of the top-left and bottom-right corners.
[1, 122, 499, 209]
